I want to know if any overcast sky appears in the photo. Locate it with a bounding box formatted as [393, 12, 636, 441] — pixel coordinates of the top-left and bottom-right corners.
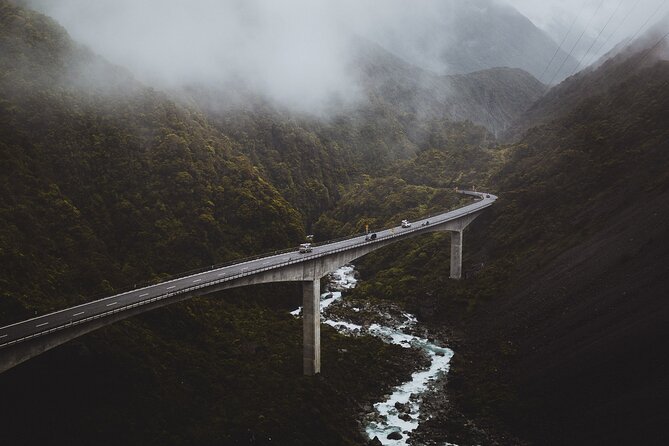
[508, 0, 669, 65]
[23, 0, 669, 111]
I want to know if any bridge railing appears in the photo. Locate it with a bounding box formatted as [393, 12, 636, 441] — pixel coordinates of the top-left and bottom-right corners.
[33, 191, 494, 313]
[310, 191, 487, 247]
[82, 198, 473, 300]
[80, 245, 301, 304]
[0, 192, 496, 348]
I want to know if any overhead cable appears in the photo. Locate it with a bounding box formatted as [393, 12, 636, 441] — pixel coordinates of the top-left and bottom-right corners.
[570, 0, 626, 75]
[546, 0, 606, 87]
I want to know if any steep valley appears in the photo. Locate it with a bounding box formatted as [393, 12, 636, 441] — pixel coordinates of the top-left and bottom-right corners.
[1, 1, 669, 445]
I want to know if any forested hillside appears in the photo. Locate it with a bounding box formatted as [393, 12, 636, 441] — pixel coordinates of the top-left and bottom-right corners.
[0, 1, 307, 319]
[183, 39, 543, 224]
[504, 24, 669, 141]
[0, 3, 428, 444]
[347, 32, 669, 444]
[463, 39, 669, 444]
[3, 0, 668, 445]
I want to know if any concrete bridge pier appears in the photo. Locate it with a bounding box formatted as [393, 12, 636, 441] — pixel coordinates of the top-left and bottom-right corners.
[302, 279, 321, 375]
[450, 230, 463, 279]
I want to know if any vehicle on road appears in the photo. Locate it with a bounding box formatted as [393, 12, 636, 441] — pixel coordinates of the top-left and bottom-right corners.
[366, 233, 377, 241]
[298, 243, 313, 253]
[401, 219, 411, 228]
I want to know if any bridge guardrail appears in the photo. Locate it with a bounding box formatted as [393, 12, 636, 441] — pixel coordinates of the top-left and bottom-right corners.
[0, 192, 495, 348]
[1, 222, 426, 348]
[52, 194, 485, 307]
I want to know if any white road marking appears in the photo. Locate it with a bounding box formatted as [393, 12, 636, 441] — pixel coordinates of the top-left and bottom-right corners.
[73, 311, 85, 317]
[218, 273, 226, 276]
[36, 322, 48, 328]
[139, 293, 149, 297]
[192, 279, 202, 283]
[106, 302, 118, 307]
[166, 286, 176, 290]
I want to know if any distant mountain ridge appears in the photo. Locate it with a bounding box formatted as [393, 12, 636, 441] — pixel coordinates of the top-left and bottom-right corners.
[351, 36, 546, 137]
[362, 0, 577, 83]
[504, 25, 669, 141]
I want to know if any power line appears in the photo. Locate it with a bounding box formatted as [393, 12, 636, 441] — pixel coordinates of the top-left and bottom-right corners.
[570, 0, 626, 76]
[581, 0, 668, 71]
[637, 28, 669, 65]
[546, 0, 606, 86]
[538, 1, 589, 84]
[624, 0, 668, 47]
[584, 0, 644, 67]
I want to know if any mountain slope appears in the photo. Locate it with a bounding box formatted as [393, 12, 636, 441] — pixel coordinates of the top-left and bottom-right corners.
[504, 25, 669, 141]
[365, 0, 576, 83]
[352, 37, 546, 137]
[446, 35, 669, 444]
[329, 29, 669, 444]
[4, 0, 667, 444]
[181, 39, 544, 225]
[0, 0, 306, 316]
[0, 3, 433, 444]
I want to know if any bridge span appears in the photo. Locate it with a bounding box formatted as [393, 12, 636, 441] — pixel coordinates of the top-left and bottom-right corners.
[0, 191, 496, 375]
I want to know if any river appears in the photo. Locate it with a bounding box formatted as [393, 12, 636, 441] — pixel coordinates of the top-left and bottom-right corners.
[291, 264, 457, 446]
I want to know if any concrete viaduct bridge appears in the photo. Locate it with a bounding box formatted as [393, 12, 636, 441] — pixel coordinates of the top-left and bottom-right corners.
[0, 191, 496, 375]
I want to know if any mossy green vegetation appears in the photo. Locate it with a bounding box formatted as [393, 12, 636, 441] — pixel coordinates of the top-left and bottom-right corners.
[4, 0, 668, 444]
[0, 2, 432, 444]
[0, 0, 306, 320]
[344, 42, 669, 443]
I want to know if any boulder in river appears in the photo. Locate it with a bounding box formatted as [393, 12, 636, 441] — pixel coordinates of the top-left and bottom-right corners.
[368, 436, 383, 446]
[399, 413, 412, 422]
[387, 431, 403, 440]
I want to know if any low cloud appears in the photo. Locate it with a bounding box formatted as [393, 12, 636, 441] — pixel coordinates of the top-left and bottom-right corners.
[23, 0, 669, 112]
[507, 0, 669, 66]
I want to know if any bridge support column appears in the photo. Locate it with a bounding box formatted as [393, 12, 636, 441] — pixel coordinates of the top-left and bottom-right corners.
[450, 231, 463, 279]
[302, 279, 321, 375]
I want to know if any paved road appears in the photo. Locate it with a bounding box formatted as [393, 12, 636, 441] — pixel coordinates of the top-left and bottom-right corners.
[0, 191, 496, 349]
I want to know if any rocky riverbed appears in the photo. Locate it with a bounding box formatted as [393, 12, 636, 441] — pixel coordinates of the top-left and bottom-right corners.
[291, 264, 508, 445]
[322, 266, 471, 445]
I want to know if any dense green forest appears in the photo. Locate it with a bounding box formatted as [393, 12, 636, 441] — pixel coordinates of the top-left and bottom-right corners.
[2, 0, 669, 444]
[347, 37, 669, 444]
[0, 3, 482, 444]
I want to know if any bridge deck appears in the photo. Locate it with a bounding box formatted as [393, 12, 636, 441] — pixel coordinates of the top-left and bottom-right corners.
[0, 192, 496, 349]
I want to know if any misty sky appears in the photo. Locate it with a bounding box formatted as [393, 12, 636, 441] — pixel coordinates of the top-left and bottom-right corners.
[509, 0, 669, 64]
[24, 0, 669, 111]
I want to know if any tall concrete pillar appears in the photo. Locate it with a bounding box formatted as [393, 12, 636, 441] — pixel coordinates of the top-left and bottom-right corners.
[302, 279, 321, 375]
[450, 231, 463, 279]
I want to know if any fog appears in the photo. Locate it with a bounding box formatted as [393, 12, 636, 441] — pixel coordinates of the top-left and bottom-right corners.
[508, 0, 669, 68]
[25, 0, 457, 111]
[23, 0, 669, 111]
[25, 0, 366, 111]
